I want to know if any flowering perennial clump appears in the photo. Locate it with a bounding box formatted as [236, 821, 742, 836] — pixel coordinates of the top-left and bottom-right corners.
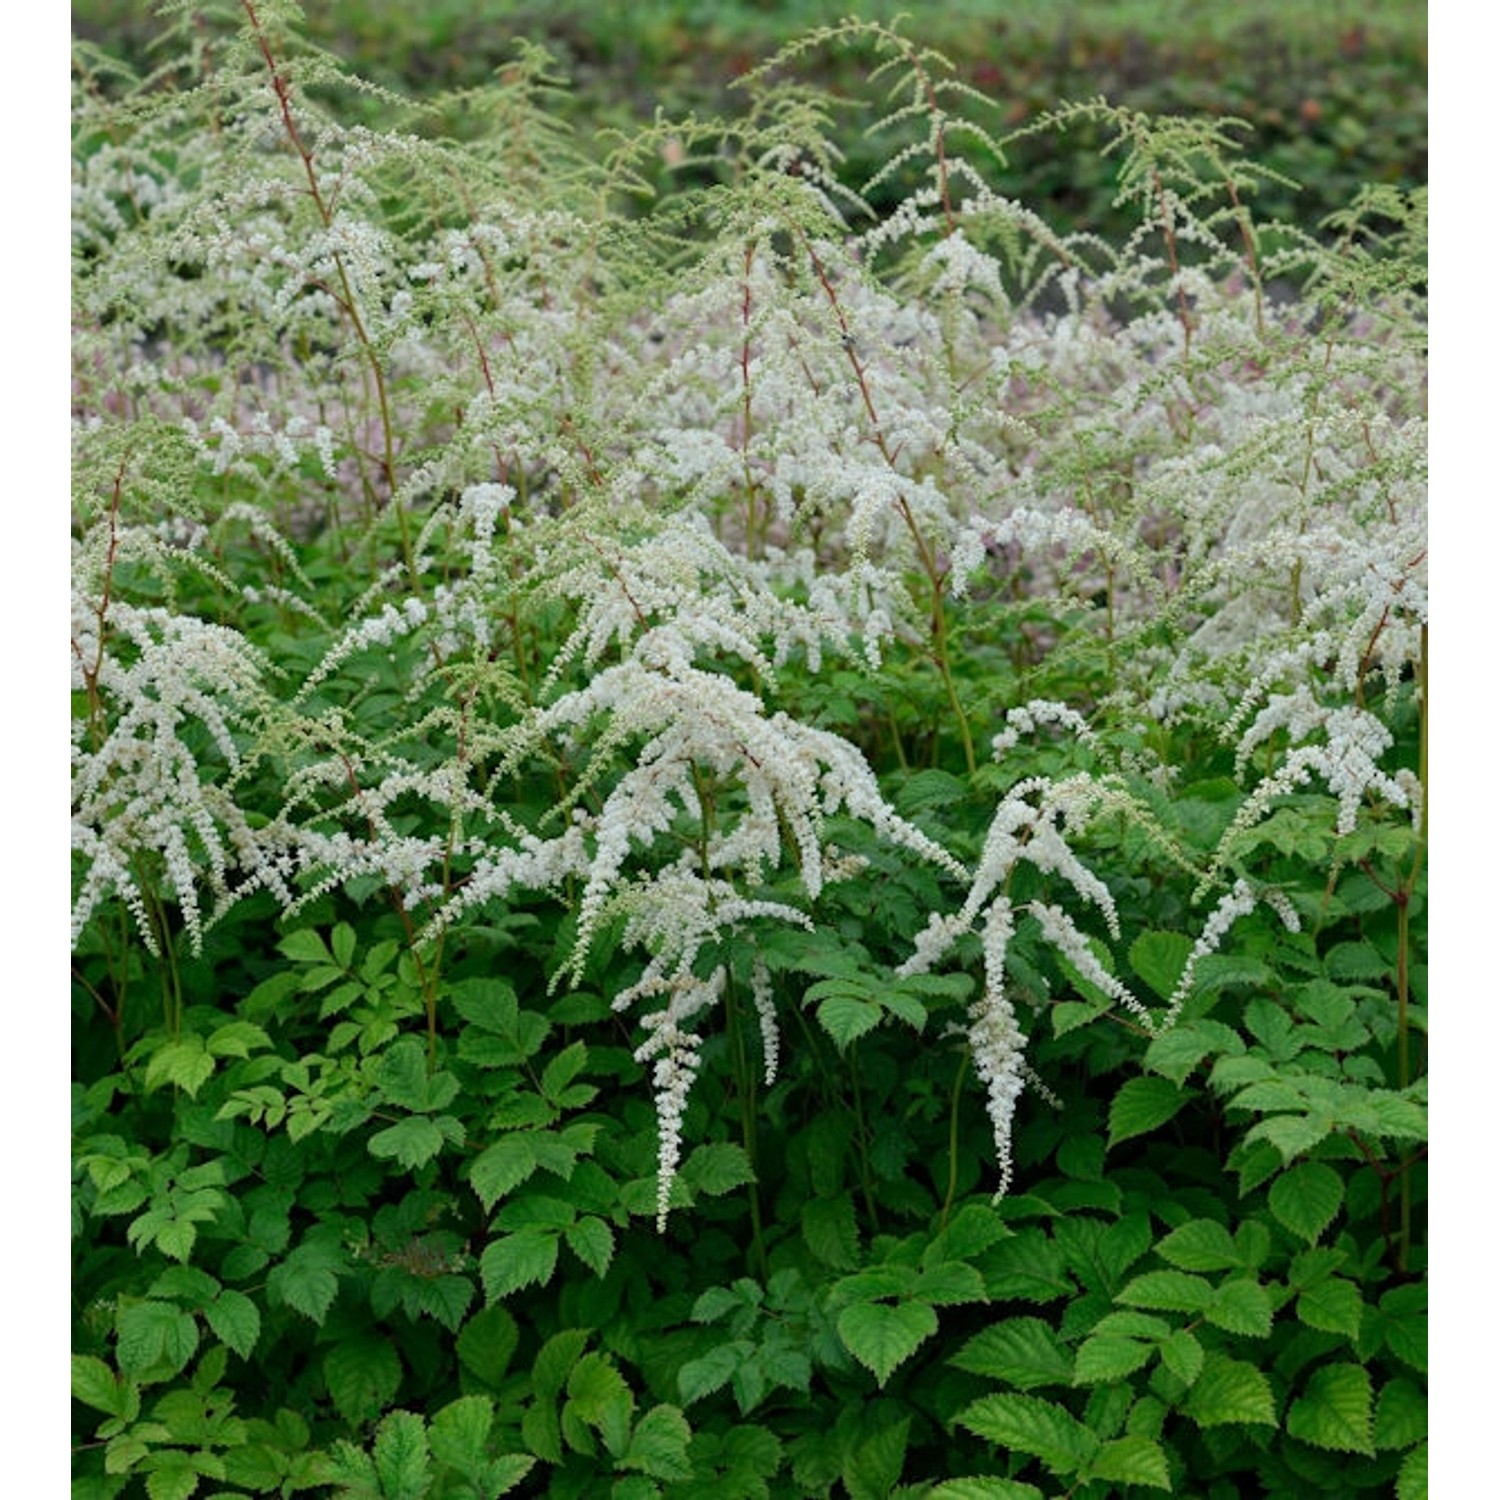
[72, 9, 1424, 1222]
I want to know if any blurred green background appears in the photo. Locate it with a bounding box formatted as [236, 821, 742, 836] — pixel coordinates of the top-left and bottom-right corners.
[72, 1, 1426, 240]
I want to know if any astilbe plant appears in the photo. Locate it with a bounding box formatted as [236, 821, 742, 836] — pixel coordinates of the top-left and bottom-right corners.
[72, 9, 1425, 1497]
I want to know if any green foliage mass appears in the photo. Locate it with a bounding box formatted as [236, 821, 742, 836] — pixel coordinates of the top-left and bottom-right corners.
[73, 4, 1425, 1497]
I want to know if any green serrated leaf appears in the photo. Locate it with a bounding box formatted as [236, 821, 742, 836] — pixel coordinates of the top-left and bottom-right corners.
[324, 1438, 379, 1493]
[730, 1353, 767, 1415]
[564, 1216, 614, 1278]
[1325, 941, 1389, 982]
[1396, 1440, 1428, 1500]
[802, 1194, 861, 1270]
[880, 985, 929, 1032]
[368, 1115, 447, 1171]
[1091, 1311, 1171, 1340]
[692, 1284, 750, 1326]
[155, 1217, 200, 1264]
[678, 1343, 743, 1406]
[914, 1261, 987, 1306]
[1073, 1334, 1153, 1384]
[372, 1409, 432, 1500]
[480, 1227, 559, 1302]
[927, 1202, 1010, 1262]
[1230, 1139, 1287, 1196]
[1195, 954, 1273, 993]
[1362, 1091, 1428, 1141]
[115, 1301, 199, 1377]
[982, 1229, 1074, 1303]
[1244, 997, 1302, 1061]
[928, 1481, 1045, 1500]
[457, 1305, 519, 1389]
[1205, 1278, 1273, 1337]
[427, 1393, 492, 1475]
[1379, 1285, 1427, 1372]
[72, 1355, 134, 1419]
[956, 1393, 1098, 1477]
[621, 1405, 694, 1481]
[611, 1479, 660, 1500]
[567, 1352, 634, 1457]
[1269, 1161, 1345, 1243]
[1182, 1353, 1275, 1428]
[1286, 1363, 1375, 1455]
[843, 1415, 910, 1500]
[1247, 1111, 1333, 1163]
[143, 1037, 216, 1099]
[682, 1141, 756, 1196]
[1115, 1269, 1214, 1315]
[1297, 1278, 1364, 1340]
[836, 1301, 938, 1387]
[374, 1039, 434, 1113]
[761, 1339, 812, 1398]
[1230, 1079, 1309, 1114]
[815, 993, 883, 1050]
[203, 1289, 260, 1359]
[450, 977, 519, 1032]
[1142, 1024, 1225, 1086]
[329, 922, 356, 970]
[144, 1453, 207, 1500]
[1107, 1076, 1190, 1150]
[532, 1328, 591, 1403]
[268, 1239, 343, 1326]
[482, 1453, 536, 1496]
[206, 1020, 272, 1059]
[1374, 1377, 1427, 1450]
[949, 1318, 1073, 1391]
[1158, 1328, 1204, 1386]
[1084, 1434, 1171, 1490]
[1128, 931, 1194, 1003]
[896, 768, 970, 812]
[324, 1335, 403, 1425]
[279, 929, 332, 965]
[541, 1041, 589, 1100]
[1153, 1219, 1241, 1272]
[470, 1136, 539, 1211]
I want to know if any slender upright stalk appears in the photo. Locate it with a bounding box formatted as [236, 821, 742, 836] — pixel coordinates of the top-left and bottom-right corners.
[796, 227, 976, 774]
[240, 0, 414, 587]
[939, 1048, 971, 1230]
[847, 1042, 882, 1236]
[723, 974, 769, 1281]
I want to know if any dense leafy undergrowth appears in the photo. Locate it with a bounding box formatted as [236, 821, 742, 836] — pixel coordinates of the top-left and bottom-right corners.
[72, 5, 1427, 1496]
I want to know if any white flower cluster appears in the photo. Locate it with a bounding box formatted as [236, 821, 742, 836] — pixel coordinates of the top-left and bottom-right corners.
[629, 966, 723, 1232]
[292, 597, 428, 703]
[969, 897, 1026, 1198]
[893, 768, 1146, 1196]
[991, 699, 1103, 758]
[1206, 693, 1415, 896]
[603, 871, 809, 1219]
[1029, 901, 1153, 1026]
[71, 582, 272, 956]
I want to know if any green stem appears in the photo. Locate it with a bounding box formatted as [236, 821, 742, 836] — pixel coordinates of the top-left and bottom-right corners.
[847, 1042, 881, 1236]
[242, 0, 412, 587]
[940, 1048, 971, 1230]
[724, 973, 769, 1282]
[795, 226, 975, 774]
